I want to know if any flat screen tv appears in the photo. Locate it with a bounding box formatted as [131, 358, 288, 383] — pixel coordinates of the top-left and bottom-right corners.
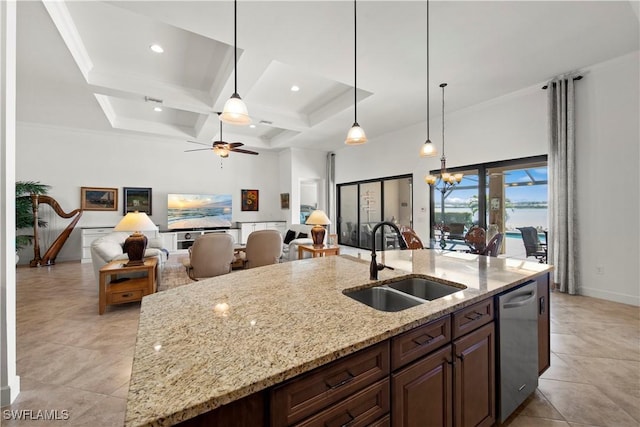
[167, 193, 232, 230]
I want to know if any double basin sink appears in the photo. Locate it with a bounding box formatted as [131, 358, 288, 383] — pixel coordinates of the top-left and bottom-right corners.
[344, 275, 466, 312]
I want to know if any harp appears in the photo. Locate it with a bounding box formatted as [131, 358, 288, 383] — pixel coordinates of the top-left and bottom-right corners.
[29, 194, 83, 267]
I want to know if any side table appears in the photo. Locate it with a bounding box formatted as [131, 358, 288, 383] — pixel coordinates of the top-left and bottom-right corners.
[298, 244, 340, 259]
[99, 257, 158, 315]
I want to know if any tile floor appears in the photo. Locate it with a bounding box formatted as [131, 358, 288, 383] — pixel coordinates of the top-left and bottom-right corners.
[3, 260, 639, 426]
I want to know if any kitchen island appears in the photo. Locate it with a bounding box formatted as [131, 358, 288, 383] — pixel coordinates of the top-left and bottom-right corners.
[125, 249, 552, 427]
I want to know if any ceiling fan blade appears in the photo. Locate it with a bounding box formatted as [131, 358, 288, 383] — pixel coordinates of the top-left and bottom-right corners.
[187, 140, 210, 147]
[229, 142, 244, 148]
[184, 148, 212, 152]
[231, 148, 259, 155]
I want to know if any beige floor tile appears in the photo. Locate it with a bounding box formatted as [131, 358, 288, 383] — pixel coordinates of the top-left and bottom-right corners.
[538, 378, 638, 427]
[556, 354, 640, 391]
[504, 415, 571, 427]
[541, 353, 590, 384]
[517, 389, 565, 420]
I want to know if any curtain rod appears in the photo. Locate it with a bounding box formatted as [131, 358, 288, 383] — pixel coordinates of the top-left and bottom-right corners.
[542, 75, 582, 90]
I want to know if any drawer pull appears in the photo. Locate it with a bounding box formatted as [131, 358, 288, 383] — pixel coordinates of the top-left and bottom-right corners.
[325, 371, 355, 390]
[539, 296, 545, 314]
[465, 311, 483, 321]
[122, 293, 133, 298]
[340, 412, 355, 427]
[412, 333, 435, 346]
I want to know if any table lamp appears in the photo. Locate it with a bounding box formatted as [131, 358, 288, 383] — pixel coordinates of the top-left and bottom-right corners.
[114, 211, 158, 266]
[305, 210, 331, 247]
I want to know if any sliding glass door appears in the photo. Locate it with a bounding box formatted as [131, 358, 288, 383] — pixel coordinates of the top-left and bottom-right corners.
[338, 175, 413, 250]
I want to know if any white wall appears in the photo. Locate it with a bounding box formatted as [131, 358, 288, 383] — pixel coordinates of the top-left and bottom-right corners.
[335, 50, 640, 305]
[15, 123, 284, 264]
[574, 51, 639, 305]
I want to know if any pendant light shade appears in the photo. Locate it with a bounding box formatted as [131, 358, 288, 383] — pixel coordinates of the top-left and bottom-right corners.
[420, 0, 437, 157]
[221, 0, 251, 126]
[346, 123, 367, 145]
[221, 93, 250, 125]
[345, 0, 367, 145]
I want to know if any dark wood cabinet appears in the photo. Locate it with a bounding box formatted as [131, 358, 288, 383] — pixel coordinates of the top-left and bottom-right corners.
[453, 322, 495, 427]
[392, 301, 496, 427]
[537, 274, 550, 374]
[392, 345, 453, 427]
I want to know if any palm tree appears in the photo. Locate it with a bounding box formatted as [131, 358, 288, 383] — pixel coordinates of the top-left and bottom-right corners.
[16, 181, 50, 250]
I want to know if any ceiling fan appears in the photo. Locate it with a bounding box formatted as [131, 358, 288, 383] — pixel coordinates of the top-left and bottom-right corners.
[185, 113, 258, 158]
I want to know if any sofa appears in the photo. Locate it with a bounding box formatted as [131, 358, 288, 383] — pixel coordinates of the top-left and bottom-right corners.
[90, 232, 168, 286]
[281, 224, 317, 261]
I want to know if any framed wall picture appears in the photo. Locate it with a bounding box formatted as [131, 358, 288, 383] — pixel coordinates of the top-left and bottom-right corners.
[81, 187, 118, 211]
[241, 189, 259, 211]
[123, 187, 152, 215]
[280, 193, 290, 209]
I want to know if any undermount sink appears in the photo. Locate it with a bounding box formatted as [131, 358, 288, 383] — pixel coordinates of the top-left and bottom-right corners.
[343, 276, 466, 312]
[386, 277, 465, 301]
[344, 286, 423, 312]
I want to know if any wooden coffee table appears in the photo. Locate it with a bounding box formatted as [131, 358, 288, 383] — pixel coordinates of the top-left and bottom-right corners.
[298, 244, 340, 259]
[99, 257, 158, 314]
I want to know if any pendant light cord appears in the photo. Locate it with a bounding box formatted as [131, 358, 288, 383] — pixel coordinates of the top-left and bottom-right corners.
[426, 0, 430, 140]
[354, 0, 358, 124]
[440, 82, 447, 172]
[233, 0, 238, 95]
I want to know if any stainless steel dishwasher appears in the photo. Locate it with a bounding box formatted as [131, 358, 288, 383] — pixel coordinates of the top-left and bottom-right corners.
[497, 281, 538, 423]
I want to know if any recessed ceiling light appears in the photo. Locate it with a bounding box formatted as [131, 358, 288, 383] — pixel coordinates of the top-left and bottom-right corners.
[249, 124, 256, 128]
[290, 85, 300, 92]
[150, 44, 164, 53]
[154, 107, 163, 112]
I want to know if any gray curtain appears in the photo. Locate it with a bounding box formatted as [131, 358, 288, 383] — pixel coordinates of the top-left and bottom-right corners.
[547, 76, 579, 294]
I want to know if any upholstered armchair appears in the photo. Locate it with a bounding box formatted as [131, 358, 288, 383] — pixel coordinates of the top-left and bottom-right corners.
[242, 229, 283, 269]
[182, 233, 235, 280]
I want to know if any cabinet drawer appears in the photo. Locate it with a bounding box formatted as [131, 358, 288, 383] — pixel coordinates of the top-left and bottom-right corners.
[452, 298, 494, 339]
[294, 378, 389, 427]
[108, 289, 143, 304]
[271, 341, 390, 426]
[391, 316, 451, 370]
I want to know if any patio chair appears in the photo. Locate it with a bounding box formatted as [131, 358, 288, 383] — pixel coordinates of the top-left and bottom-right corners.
[447, 223, 466, 241]
[400, 227, 425, 249]
[464, 226, 486, 254]
[481, 233, 504, 257]
[516, 227, 547, 263]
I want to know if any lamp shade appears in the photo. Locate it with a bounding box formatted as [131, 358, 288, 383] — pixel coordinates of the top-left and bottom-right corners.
[420, 139, 437, 157]
[220, 94, 251, 125]
[114, 212, 157, 232]
[345, 123, 367, 145]
[305, 210, 331, 226]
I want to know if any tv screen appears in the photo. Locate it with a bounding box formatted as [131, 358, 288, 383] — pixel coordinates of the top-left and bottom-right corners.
[167, 194, 232, 230]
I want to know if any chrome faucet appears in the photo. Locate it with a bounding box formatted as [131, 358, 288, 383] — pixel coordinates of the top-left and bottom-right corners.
[370, 221, 408, 280]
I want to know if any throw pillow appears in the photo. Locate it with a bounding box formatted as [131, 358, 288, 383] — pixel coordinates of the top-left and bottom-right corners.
[297, 232, 308, 239]
[283, 229, 297, 244]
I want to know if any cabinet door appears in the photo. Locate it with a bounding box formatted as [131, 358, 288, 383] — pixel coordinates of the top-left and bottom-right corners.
[453, 322, 495, 427]
[392, 345, 453, 427]
[537, 273, 550, 375]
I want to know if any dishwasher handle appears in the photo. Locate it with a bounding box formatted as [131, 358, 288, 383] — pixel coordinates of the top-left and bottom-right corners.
[502, 291, 536, 309]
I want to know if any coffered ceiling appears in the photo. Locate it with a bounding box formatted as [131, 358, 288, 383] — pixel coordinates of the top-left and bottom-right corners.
[16, 1, 640, 154]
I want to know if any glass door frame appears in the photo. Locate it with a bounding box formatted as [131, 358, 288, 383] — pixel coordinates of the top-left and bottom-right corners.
[428, 155, 547, 242]
[337, 173, 413, 250]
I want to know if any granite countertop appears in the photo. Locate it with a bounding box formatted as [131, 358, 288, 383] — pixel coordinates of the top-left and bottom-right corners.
[125, 249, 552, 427]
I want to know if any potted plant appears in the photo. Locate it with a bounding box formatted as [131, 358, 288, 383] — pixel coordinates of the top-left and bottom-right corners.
[15, 181, 50, 261]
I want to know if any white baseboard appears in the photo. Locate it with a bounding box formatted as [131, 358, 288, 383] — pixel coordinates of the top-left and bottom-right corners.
[579, 286, 640, 307]
[0, 375, 20, 406]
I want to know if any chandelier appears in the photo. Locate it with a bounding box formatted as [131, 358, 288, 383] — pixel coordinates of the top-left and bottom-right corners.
[425, 83, 463, 249]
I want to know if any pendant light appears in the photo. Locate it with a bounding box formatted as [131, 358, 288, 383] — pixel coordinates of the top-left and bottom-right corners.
[345, 0, 367, 145]
[220, 0, 251, 126]
[420, 0, 437, 157]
